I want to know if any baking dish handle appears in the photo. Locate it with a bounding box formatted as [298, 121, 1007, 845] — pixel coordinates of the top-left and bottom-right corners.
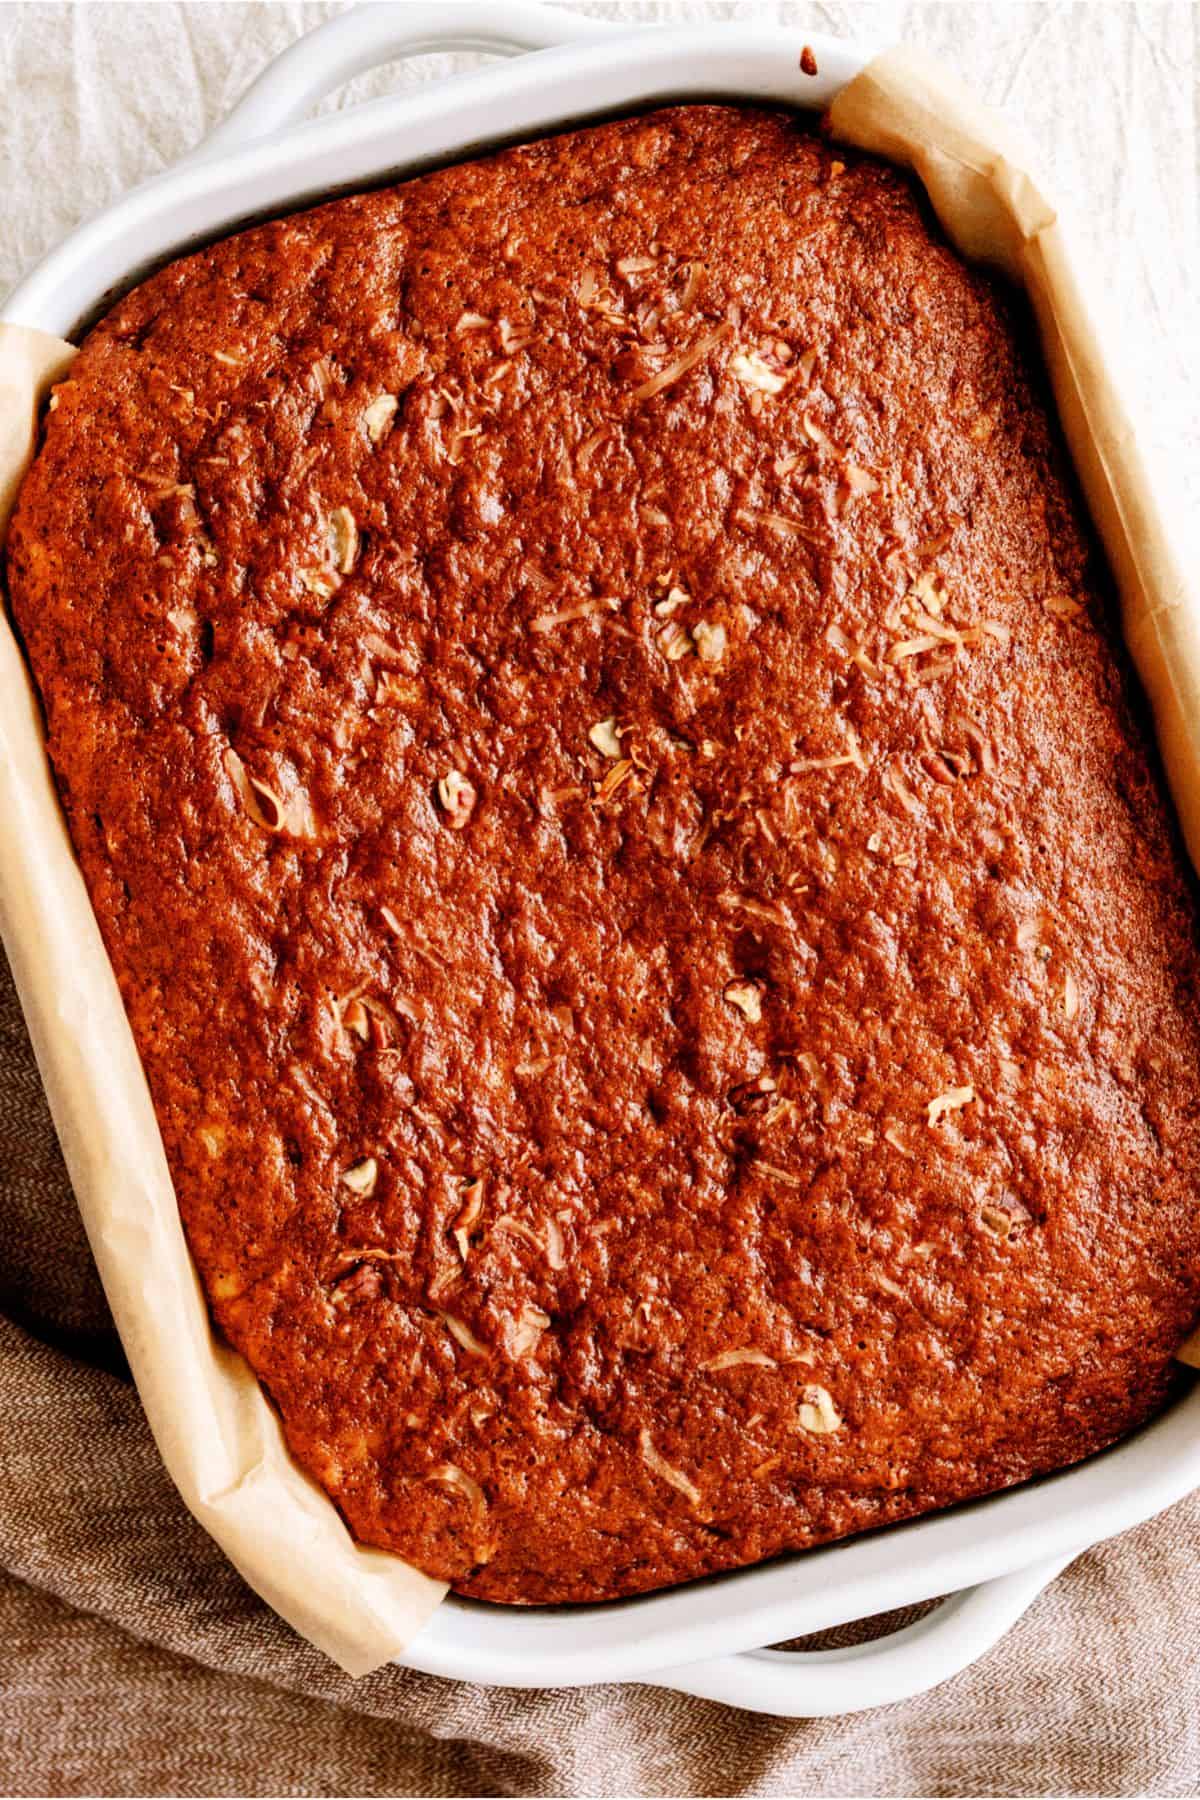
[644, 1553, 1073, 1718]
[198, 1, 613, 157]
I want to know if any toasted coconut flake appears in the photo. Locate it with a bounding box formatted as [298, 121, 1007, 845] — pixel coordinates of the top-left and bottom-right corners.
[441, 1313, 488, 1357]
[617, 254, 658, 277]
[453, 1178, 485, 1258]
[692, 619, 727, 664]
[437, 770, 477, 830]
[427, 1462, 486, 1509]
[498, 316, 534, 353]
[844, 462, 880, 495]
[724, 979, 764, 1023]
[658, 619, 692, 662]
[889, 634, 945, 664]
[802, 411, 837, 451]
[754, 1158, 804, 1188]
[328, 506, 359, 574]
[341, 1157, 378, 1196]
[736, 506, 820, 542]
[1046, 593, 1084, 620]
[362, 393, 398, 443]
[792, 721, 866, 776]
[910, 611, 963, 644]
[882, 760, 921, 816]
[337, 994, 369, 1042]
[298, 566, 338, 598]
[509, 1303, 551, 1359]
[981, 1203, 1015, 1239]
[594, 757, 635, 804]
[791, 751, 855, 774]
[493, 1213, 542, 1253]
[283, 785, 317, 839]
[545, 1215, 566, 1271]
[1061, 971, 1080, 1020]
[223, 748, 316, 838]
[639, 1429, 702, 1508]
[530, 597, 618, 633]
[730, 349, 788, 396]
[588, 717, 622, 759]
[965, 722, 999, 772]
[380, 905, 404, 937]
[455, 310, 491, 333]
[375, 669, 421, 706]
[446, 422, 482, 465]
[927, 1085, 975, 1126]
[798, 1383, 842, 1434]
[678, 261, 704, 310]
[456, 1180, 485, 1232]
[718, 892, 789, 927]
[632, 322, 731, 401]
[910, 570, 948, 614]
[654, 584, 690, 618]
[701, 1348, 777, 1372]
[826, 623, 880, 678]
[575, 426, 612, 471]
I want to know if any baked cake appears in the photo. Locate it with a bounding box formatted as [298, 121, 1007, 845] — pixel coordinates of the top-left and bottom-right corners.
[9, 106, 1200, 1604]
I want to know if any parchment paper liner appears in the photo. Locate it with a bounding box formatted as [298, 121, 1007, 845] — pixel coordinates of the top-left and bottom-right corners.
[0, 44, 1195, 1679]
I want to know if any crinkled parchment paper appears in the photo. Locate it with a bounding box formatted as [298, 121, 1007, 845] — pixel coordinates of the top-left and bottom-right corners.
[0, 43, 1195, 1677]
[0, 326, 446, 1675]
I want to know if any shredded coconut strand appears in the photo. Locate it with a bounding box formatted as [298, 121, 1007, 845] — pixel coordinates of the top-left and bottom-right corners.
[632, 323, 731, 400]
[340, 1157, 377, 1196]
[427, 1463, 486, 1509]
[730, 349, 789, 395]
[927, 1085, 975, 1126]
[530, 598, 619, 633]
[441, 1314, 488, 1356]
[701, 1348, 778, 1371]
[798, 1384, 842, 1434]
[639, 1429, 702, 1507]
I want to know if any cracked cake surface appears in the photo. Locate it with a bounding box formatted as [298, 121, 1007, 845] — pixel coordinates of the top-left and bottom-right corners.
[8, 104, 1200, 1604]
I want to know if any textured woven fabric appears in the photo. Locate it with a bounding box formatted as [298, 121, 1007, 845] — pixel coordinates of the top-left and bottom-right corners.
[1, 4, 1198, 1794]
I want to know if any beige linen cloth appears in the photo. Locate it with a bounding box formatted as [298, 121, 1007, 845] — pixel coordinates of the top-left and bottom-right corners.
[2, 3, 1199, 1795]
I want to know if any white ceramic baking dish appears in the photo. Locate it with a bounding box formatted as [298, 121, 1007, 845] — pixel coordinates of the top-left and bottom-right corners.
[5, 1, 1199, 1718]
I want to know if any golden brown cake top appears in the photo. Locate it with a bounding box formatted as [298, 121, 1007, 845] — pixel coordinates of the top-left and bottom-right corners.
[9, 105, 1200, 1604]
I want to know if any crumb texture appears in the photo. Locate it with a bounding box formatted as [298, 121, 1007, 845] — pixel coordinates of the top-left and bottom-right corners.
[9, 106, 1200, 1604]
